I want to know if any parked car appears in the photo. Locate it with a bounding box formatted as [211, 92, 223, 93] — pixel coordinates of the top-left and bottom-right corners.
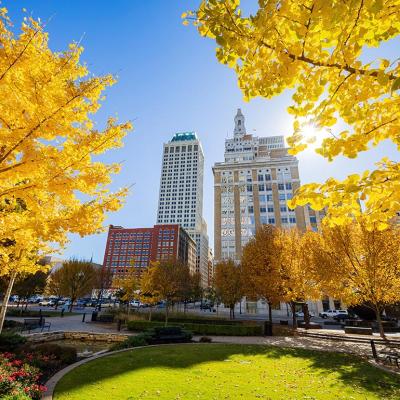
[38, 299, 55, 307]
[295, 311, 315, 318]
[200, 302, 214, 311]
[333, 313, 353, 322]
[319, 309, 348, 319]
[130, 300, 143, 308]
[28, 296, 43, 303]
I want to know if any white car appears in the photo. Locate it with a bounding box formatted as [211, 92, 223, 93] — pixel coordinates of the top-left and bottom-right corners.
[39, 299, 55, 307]
[319, 309, 348, 319]
[295, 311, 315, 318]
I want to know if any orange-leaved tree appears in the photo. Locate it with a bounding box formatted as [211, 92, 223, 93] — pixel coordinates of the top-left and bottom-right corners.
[274, 228, 322, 328]
[213, 259, 244, 319]
[0, 8, 131, 332]
[241, 225, 283, 325]
[311, 220, 400, 339]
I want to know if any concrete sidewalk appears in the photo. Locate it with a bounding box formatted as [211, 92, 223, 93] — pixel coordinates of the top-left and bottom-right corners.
[8, 314, 121, 334]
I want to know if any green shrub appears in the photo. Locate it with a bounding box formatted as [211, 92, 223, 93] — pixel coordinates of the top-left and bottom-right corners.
[1, 395, 32, 400]
[110, 333, 151, 351]
[34, 343, 77, 364]
[3, 320, 24, 332]
[127, 320, 262, 336]
[0, 332, 27, 351]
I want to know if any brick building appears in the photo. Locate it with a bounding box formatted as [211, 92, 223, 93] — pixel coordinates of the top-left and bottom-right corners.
[102, 224, 196, 278]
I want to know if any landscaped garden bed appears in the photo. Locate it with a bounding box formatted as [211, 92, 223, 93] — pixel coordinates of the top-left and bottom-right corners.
[0, 333, 78, 400]
[53, 344, 400, 400]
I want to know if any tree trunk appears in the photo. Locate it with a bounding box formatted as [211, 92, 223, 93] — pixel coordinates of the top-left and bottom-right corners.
[165, 302, 169, 326]
[0, 271, 17, 334]
[148, 306, 152, 321]
[69, 298, 74, 312]
[267, 302, 273, 325]
[290, 302, 297, 330]
[232, 305, 235, 320]
[303, 302, 311, 329]
[24, 301, 28, 311]
[375, 305, 386, 340]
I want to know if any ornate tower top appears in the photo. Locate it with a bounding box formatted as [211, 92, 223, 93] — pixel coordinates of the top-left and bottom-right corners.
[234, 108, 246, 137]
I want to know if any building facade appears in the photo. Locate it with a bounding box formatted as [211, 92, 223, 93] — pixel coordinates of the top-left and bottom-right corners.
[102, 224, 196, 278]
[157, 132, 209, 287]
[213, 109, 308, 263]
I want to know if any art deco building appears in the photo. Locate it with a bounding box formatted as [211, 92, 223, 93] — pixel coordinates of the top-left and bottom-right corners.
[213, 109, 308, 263]
[156, 132, 209, 287]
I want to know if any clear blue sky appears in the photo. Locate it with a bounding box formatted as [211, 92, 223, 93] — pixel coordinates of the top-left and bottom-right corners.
[5, 1, 399, 263]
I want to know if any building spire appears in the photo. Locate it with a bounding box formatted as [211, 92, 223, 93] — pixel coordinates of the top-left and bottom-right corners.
[234, 108, 246, 137]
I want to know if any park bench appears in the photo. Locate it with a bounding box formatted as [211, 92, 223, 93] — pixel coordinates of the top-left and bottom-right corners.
[146, 326, 192, 344]
[344, 326, 373, 335]
[23, 318, 51, 333]
[371, 340, 400, 369]
[97, 314, 114, 323]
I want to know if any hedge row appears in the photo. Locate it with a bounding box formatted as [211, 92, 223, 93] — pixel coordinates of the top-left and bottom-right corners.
[127, 320, 263, 336]
[165, 317, 250, 326]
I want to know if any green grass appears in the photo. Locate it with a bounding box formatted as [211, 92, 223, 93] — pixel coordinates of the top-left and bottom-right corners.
[54, 344, 400, 400]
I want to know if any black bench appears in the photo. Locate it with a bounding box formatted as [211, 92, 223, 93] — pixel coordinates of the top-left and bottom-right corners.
[371, 340, 400, 369]
[23, 318, 51, 333]
[344, 326, 373, 335]
[97, 314, 114, 323]
[146, 327, 192, 344]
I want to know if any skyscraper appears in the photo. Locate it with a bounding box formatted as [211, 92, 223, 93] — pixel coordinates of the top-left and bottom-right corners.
[157, 132, 209, 287]
[213, 109, 308, 263]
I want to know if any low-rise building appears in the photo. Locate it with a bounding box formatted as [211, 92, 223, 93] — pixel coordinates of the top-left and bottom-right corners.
[102, 224, 197, 279]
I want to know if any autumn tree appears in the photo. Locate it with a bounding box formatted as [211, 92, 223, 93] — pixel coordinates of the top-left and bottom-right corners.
[213, 259, 243, 319]
[112, 268, 140, 315]
[0, 8, 131, 331]
[188, 0, 400, 228]
[311, 221, 400, 338]
[46, 259, 97, 312]
[241, 225, 283, 324]
[13, 271, 48, 310]
[274, 228, 322, 328]
[142, 261, 189, 325]
[139, 267, 161, 321]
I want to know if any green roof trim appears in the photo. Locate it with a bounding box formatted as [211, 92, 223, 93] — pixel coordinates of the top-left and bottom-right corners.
[171, 132, 197, 142]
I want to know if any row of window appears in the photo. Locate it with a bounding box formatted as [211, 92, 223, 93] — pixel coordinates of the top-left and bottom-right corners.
[164, 145, 198, 153]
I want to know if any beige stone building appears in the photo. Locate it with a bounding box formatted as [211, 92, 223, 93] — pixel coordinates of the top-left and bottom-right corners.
[212, 109, 336, 317]
[213, 109, 308, 263]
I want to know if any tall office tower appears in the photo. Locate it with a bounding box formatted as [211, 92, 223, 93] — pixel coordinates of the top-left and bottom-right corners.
[157, 132, 209, 287]
[213, 109, 308, 263]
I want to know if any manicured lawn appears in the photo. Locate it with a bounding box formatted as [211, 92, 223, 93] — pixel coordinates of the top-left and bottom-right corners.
[54, 344, 400, 400]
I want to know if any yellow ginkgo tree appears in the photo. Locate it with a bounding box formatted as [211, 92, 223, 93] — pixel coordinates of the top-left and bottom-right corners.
[0, 8, 132, 332]
[188, 0, 400, 228]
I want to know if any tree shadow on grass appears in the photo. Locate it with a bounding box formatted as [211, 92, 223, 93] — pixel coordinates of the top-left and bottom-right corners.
[54, 343, 400, 399]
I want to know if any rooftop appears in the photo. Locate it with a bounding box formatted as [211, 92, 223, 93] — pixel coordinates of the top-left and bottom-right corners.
[171, 132, 198, 142]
